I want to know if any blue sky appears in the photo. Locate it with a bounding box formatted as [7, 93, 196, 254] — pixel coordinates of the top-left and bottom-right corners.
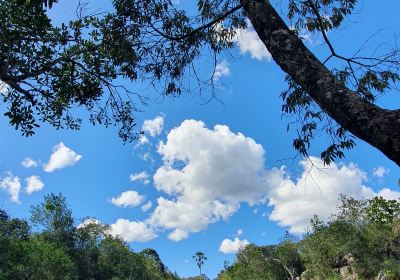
[1, 0, 399, 278]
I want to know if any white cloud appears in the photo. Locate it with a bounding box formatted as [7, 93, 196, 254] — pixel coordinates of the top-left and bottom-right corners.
[0, 172, 21, 203]
[21, 157, 38, 168]
[110, 190, 145, 208]
[168, 228, 189, 241]
[141, 201, 153, 212]
[142, 115, 165, 137]
[129, 171, 150, 185]
[0, 81, 9, 96]
[77, 218, 103, 229]
[138, 135, 150, 145]
[131, 119, 400, 240]
[110, 219, 157, 242]
[267, 158, 400, 234]
[214, 60, 230, 81]
[235, 21, 271, 61]
[43, 142, 82, 172]
[148, 120, 268, 241]
[140, 152, 154, 162]
[236, 229, 243, 236]
[219, 237, 250, 254]
[372, 166, 389, 178]
[25, 176, 44, 194]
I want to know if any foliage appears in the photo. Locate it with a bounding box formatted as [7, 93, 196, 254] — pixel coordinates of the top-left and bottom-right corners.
[193, 251, 208, 275]
[217, 244, 289, 279]
[282, 0, 400, 164]
[300, 195, 400, 279]
[218, 195, 400, 280]
[0, 0, 244, 141]
[1, 0, 397, 163]
[1, 194, 400, 279]
[0, 237, 76, 279]
[30, 193, 76, 255]
[0, 209, 75, 279]
[0, 193, 179, 280]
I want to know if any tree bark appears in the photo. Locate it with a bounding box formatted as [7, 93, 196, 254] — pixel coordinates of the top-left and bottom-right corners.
[240, 0, 400, 166]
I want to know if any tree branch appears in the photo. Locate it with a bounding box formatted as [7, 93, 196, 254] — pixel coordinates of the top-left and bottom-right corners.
[240, 0, 400, 165]
[150, 4, 243, 41]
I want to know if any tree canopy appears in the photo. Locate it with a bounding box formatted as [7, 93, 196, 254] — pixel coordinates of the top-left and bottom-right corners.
[1, 193, 399, 279]
[0, 193, 181, 279]
[218, 195, 400, 280]
[0, 0, 399, 164]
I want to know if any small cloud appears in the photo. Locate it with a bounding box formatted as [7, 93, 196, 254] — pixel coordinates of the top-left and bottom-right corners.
[77, 218, 103, 229]
[236, 229, 243, 236]
[140, 153, 154, 163]
[142, 115, 165, 137]
[141, 201, 153, 212]
[253, 208, 259, 214]
[110, 190, 145, 208]
[0, 81, 9, 96]
[219, 237, 250, 254]
[138, 135, 150, 146]
[261, 212, 267, 218]
[168, 228, 189, 242]
[43, 142, 82, 172]
[25, 176, 44, 194]
[372, 166, 389, 178]
[235, 21, 272, 61]
[0, 172, 21, 203]
[129, 171, 150, 185]
[21, 157, 38, 168]
[213, 60, 230, 81]
[110, 219, 157, 242]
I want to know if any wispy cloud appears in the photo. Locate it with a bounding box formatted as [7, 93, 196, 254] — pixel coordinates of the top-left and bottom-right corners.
[141, 201, 153, 212]
[21, 157, 38, 168]
[213, 60, 230, 81]
[372, 166, 389, 178]
[129, 171, 150, 185]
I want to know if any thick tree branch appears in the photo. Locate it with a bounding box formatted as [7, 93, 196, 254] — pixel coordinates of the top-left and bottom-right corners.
[240, 0, 400, 165]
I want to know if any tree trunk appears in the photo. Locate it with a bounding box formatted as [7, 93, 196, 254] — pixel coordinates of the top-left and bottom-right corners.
[240, 0, 400, 166]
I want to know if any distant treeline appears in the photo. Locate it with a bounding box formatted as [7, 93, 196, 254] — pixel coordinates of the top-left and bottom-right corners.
[1, 194, 399, 280]
[0, 193, 179, 279]
[217, 195, 400, 280]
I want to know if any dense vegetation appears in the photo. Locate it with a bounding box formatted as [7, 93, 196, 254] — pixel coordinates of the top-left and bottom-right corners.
[218, 196, 400, 280]
[1, 194, 399, 279]
[0, 193, 179, 279]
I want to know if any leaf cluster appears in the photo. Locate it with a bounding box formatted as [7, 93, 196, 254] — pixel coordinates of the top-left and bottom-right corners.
[0, 193, 180, 280]
[218, 195, 400, 280]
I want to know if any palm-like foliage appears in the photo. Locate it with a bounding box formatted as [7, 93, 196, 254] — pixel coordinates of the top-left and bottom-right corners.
[193, 251, 207, 276]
